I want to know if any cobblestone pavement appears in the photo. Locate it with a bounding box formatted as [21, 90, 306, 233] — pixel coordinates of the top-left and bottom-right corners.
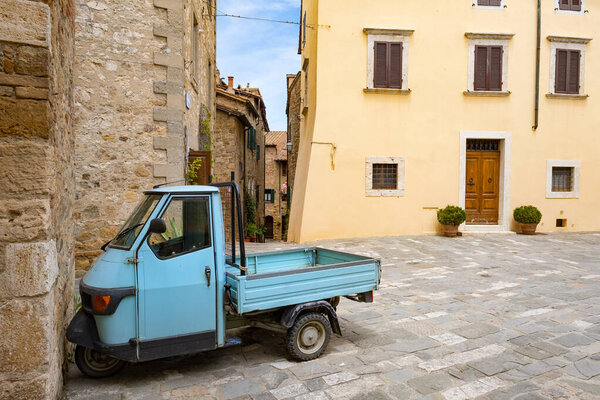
[63, 233, 600, 400]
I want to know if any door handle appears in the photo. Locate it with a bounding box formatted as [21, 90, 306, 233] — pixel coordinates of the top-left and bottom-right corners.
[205, 266, 211, 287]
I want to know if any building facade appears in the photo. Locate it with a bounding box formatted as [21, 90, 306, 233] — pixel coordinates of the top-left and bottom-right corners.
[214, 77, 267, 234]
[0, 0, 75, 397]
[264, 131, 288, 240]
[72, 0, 216, 274]
[286, 72, 301, 217]
[289, 0, 600, 242]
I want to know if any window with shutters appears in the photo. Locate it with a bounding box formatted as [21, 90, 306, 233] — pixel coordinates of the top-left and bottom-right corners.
[556, 0, 583, 12]
[374, 42, 403, 89]
[547, 36, 589, 98]
[366, 156, 405, 197]
[475, 0, 503, 8]
[546, 160, 580, 198]
[555, 49, 580, 94]
[302, 58, 309, 113]
[474, 46, 503, 91]
[465, 33, 513, 96]
[363, 28, 413, 94]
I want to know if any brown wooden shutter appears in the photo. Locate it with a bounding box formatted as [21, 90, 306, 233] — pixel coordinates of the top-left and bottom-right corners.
[555, 49, 568, 93]
[567, 50, 580, 94]
[389, 43, 403, 88]
[571, 0, 582, 11]
[374, 42, 388, 88]
[474, 46, 488, 91]
[489, 46, 502, 91]
[477, 0, 490, 5]
[559, 0, 570, 10]
[490, 0, 501, 6]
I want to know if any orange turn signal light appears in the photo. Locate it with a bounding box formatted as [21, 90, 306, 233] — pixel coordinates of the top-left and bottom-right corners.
[93, 295, 111, 313]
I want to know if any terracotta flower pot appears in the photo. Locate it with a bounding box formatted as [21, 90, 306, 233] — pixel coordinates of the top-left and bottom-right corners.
[442, 224, 459, 237]
[520, 223, 538, 235]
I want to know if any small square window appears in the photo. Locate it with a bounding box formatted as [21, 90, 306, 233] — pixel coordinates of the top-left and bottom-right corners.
[552, 167, 574, 192]
[372, 163, 398, 190]
[546, 160, 580, 199]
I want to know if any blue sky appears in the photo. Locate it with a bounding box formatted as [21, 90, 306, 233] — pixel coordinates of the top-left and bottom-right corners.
[216, 0, 301, 131]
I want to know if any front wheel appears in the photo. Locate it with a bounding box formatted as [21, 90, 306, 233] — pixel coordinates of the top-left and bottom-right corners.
[74, 345, 125, 378]
[286, 312, 332, 361]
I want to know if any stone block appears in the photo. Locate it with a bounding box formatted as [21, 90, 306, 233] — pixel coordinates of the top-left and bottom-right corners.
[0, 85, 13, 96]
[0, 297, 52, 375]
[14, 46, 49, 77]
[154, 0, 183, 10]
[0, 0, 50, 47]
[0, 72, 49, 88]
[153, 163, 182, 179]
[0, 373, 55, 400]
[153, 52, 183, 69]
[15, 86, 48, 100]
[0, 141, 53, 195]
[0, 240, 58, 299]
[153, 135, 180, 150]
[0, 97, 49, 138]
[153, 106, 183, 122]
[0, 199, 50, 242]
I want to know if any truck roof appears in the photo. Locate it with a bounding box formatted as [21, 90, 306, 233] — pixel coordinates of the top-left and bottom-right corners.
[145, 185, 219, 194]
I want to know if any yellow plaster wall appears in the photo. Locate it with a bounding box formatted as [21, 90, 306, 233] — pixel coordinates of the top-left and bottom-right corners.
[289, 0, 600, 242]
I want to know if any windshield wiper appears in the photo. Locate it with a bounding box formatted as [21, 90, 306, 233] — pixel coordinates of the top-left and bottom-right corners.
[101, 223, 145, 251]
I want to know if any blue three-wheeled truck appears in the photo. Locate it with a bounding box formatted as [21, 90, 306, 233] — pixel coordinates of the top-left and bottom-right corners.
[67, 182, 381, 377]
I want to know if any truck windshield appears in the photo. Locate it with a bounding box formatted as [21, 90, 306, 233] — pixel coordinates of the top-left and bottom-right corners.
[109, 194, 161, 249]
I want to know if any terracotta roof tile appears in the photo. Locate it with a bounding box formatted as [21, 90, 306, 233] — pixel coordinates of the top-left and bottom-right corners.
[265, 131, 288, 161]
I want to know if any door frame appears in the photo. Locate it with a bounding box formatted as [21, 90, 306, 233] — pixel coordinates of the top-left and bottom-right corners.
[459, 131, 511, 232]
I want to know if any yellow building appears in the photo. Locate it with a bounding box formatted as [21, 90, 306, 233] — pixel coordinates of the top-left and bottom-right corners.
[289, 0, 599, 242]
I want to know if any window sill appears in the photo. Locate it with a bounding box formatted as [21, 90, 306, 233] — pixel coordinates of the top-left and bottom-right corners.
[546, 192, 579, 199]
[546, 93, 589, 100]
[363, 88, 411, 95]
[463, 90, 511, 97]
[366, 189, 404, 197]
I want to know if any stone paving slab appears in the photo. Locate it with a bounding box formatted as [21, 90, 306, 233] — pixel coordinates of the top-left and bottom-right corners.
[63, 233, 600, 400]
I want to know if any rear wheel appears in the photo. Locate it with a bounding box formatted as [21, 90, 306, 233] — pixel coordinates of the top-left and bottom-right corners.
[74, 345, 125, 378]
[286, 312, 331, 361]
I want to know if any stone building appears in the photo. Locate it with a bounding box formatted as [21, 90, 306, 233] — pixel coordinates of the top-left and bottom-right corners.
[264, 131, 288, 240]
[285, 72, 301, 217]
[72, 0, 217, 274]
[0, 0, 76, 398]
[214, 77, 267, 233]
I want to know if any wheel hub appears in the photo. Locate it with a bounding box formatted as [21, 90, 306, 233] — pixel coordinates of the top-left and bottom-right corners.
[300, 326, 319, 347]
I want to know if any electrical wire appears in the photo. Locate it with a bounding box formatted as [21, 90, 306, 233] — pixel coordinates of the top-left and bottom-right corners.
[216, 12, 303, 26]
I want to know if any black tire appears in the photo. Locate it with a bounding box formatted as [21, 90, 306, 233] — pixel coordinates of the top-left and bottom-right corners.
[74, 345, 125, 378]
[286, 312, 332, 361]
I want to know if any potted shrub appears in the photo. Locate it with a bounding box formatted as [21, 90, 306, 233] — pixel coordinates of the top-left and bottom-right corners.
[513, 205, 542, 235]
[437, 205, 466, 237]
[257, 225, 267, 243]
[245, 222, 258, 242]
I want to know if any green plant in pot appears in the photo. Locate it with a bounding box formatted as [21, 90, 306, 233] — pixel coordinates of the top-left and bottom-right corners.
[513, 205, 542, 235]
[257, 225, 267, 243]
[437, 205, 466, 237]
[245, 222, 258, 242]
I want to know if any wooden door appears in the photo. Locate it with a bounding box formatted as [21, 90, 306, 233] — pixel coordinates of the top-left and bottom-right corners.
[465, 151, 500, 225]
[188, 150, 211, 185]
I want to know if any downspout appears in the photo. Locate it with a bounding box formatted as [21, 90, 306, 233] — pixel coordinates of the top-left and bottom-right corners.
[533, 0, 541, 131]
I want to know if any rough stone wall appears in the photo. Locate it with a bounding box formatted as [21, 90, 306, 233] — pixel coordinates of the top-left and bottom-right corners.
[214, 86, 266, 231]
[73, 0, 216, 274]
[264, 145, 283, 239]
[286, 72, 301, 214]
[0, 0, 75, 398]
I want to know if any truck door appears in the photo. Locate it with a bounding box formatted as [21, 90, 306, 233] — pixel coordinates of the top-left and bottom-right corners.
[136, 195, 217, 360]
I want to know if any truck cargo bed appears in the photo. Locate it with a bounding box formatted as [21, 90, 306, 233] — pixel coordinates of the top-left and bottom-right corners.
[226, 247, 381, 314]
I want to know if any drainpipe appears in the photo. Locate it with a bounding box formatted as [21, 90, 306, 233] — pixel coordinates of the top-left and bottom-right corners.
[533, 0, 541, 131]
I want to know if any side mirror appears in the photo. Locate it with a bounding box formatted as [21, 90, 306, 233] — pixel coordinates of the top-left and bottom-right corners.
[148, 218, 166, 234]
